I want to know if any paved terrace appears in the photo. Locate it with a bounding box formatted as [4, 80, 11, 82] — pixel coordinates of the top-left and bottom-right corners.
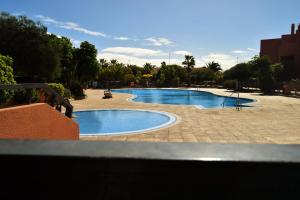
[73, 89, 300, 144]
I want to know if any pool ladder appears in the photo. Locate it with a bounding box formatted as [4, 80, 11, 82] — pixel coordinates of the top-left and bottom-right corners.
[221, 91, 241, 111]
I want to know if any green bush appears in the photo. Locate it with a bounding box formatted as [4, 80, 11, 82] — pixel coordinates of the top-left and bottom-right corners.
[223, 80, 236, 89]
[0, 54, 16, 104]
[63, 88, 72, 98]
[70, 82, 85, 98]
[48, 83, 65, 96]
[13, 89, 39, 104]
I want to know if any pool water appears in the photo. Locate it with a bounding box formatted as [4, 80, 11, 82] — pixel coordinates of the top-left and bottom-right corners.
[112, 89, 253, 108]
[75, 109, 176, 135]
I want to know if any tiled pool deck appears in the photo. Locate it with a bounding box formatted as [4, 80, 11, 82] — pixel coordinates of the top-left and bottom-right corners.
[74, 88, 300, 144]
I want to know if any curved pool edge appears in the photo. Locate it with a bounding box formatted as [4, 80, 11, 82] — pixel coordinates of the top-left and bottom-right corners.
[75, 108, 181, 137]
[113, 88, 258, 109]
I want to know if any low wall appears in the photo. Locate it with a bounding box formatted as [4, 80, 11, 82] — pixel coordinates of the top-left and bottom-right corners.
[0, 103, 79, 140]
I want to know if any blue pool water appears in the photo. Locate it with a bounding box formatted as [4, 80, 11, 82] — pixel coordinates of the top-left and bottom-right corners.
[74, 109, 175, 135]
[112, 89, 254, 108]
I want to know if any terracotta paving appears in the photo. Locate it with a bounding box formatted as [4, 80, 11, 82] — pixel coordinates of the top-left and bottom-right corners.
[73, 88, 300, 144]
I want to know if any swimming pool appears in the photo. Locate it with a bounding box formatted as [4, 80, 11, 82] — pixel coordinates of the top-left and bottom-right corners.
[112, 89, 254, 108]
[75, 109, 177, 136]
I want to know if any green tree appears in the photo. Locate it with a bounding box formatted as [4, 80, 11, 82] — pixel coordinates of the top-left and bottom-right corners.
[110, 59, 118, 65]
[99, 59, 109, 68]
[249, 56, 274, 93]
[223, 63, 252, 82]
[74, 41, 100, 84]
[271, 63, 284, 89]
[192, 67, 216, 83]
[182, 55, 195, 86]
[143, 63, 155, 74]
[206, 61, 222, 72]
[53, 36, 75, 86]
[156, 64, 186, 87]
[0, 54, 16, 104]
[281, 57, 299, 80]
[0, 12, 62, 81]
[128, 65, 143, 76]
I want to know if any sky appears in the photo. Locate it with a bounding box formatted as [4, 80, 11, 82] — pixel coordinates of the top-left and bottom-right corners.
[1, 0, 300, 70]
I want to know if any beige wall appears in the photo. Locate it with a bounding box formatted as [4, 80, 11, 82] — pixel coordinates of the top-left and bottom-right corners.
[0, 103, 79, 140]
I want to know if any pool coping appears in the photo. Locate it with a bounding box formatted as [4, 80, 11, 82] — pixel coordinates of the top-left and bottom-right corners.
[74, 108, 181, 137]
[112, 88, 257, 110]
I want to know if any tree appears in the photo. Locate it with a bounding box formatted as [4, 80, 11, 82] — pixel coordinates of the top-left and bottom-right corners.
[161, 61, 167, 67]
[110, 59, 118, 65]
[156, 64, 186, 87]
[249, 56, 274, 93]
[281, 57, 299, 80]
[74, 41, 99, 85]
[54, 36, 75, 86]
[99, 59, 109, 68]
[223, 63, 252, 82]
[0, 54, 16, 104]
[0, 12, 62, 81]
[271, 63, 285, 89]
[182, 55, 195, 86]
[143, 63, 155, 74]
[128, 65, 143, 76]
[192, 67, 216, 83]
[206, 61, 222, 72]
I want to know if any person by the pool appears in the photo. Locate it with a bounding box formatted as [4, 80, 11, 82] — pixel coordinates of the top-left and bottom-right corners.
[103, 87, 112, 98]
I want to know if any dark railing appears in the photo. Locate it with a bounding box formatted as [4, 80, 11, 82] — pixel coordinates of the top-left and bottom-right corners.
[0, 83, 73, 118]
[0, 140, 300, 199]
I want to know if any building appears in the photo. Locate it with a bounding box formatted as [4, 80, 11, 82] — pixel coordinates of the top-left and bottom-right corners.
[260, 24, 300, 71]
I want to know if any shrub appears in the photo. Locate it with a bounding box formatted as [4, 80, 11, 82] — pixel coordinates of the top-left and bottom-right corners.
[223, 80, 236, 89]
[63, 88, 72, 99]
[48, 83, 65, 96]
[123, 74, 136, 85]
[0, 54, 16, 104]
[70, 82, 85, 98]
[13, 89, 39, 104]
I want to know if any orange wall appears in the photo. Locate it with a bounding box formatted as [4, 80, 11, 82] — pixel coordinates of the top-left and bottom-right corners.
[0, 103, 79, 140]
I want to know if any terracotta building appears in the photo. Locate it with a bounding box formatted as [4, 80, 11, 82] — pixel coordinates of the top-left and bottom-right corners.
[260, 24, 300, 71]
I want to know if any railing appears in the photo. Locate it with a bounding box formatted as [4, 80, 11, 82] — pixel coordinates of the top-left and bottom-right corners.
[0, 140, 299, 199]
[221, 92, 235, 108]
[221, 91, 242, 110]
[0, 83, 73, 118]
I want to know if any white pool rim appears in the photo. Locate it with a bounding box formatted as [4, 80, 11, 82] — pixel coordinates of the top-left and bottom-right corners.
[75, 108, 180, 137]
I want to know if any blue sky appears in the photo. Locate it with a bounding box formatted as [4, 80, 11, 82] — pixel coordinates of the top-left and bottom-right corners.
[2, 0, 300, 69]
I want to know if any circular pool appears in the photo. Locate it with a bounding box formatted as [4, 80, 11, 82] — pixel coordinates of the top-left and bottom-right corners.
[74, 109, 177, 136]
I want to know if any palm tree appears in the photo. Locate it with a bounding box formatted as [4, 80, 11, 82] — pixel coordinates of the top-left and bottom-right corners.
[182, 55, 195, 86]
[143, 63, 155, 74]
[110, 59, 118, 65]
[99, 58, 108, 68]
[206, 61, 222, 72]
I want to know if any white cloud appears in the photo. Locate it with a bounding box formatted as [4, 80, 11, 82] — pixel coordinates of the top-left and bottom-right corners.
[47, 31, 62, 38]
[98, 53, 181, 66]
[231, 50, 246, 54]
[70, 38, 82, 47]
[145, 37, 173, 46]
[35, 15, 107, 37]
[114, 37, 130, 41]
[102, 47, 166, 57]
[247, 48, 258, 52]
[173, 50, 192, 56]
[200, 53, 238, 70]
[12, 11, 26, 16]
